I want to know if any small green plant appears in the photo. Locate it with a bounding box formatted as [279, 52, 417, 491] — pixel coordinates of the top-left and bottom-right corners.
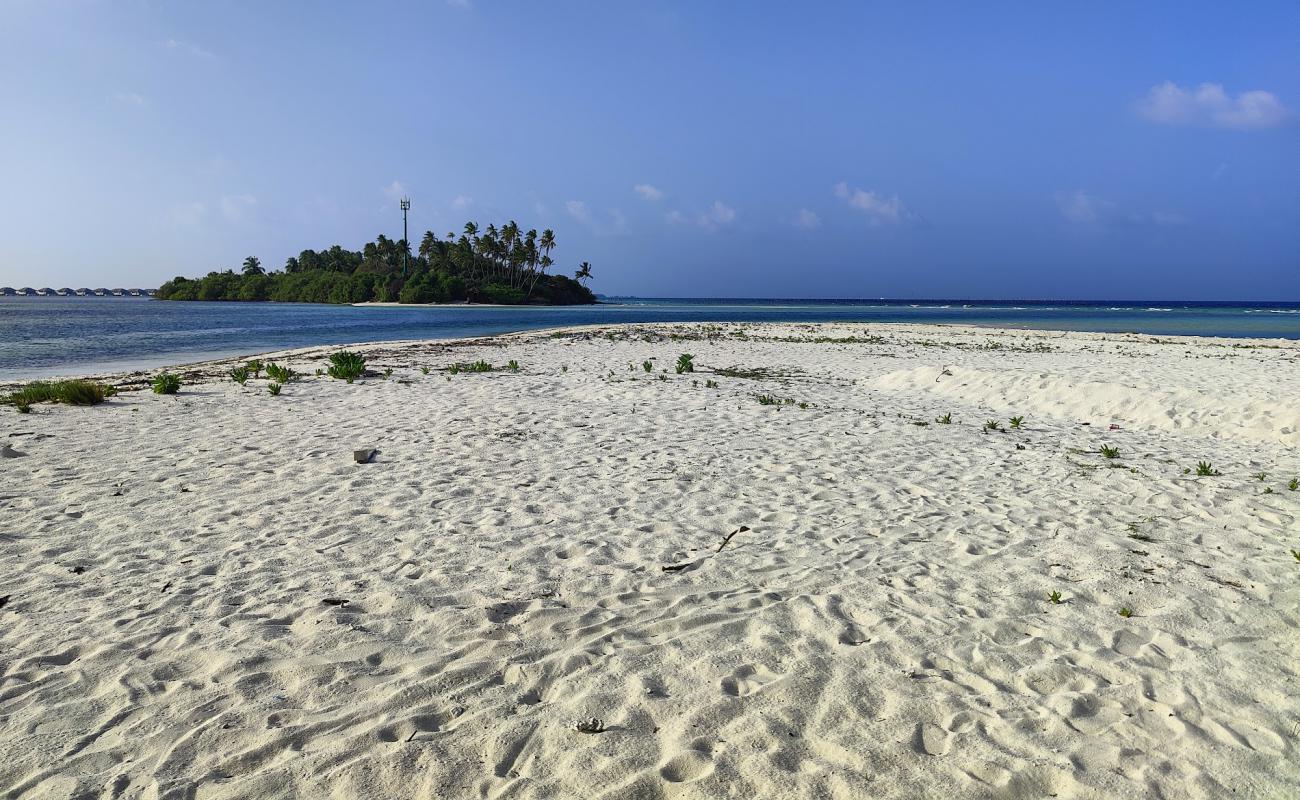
[984, 420, 1001, 431]
[642, 360, 653, 373]
[1252, 472, 1268, 482]
[151, 373, 181, 395]
[328, 351, 366, 382]
[246, 359, 263, 378]
[1263, 487, 1274, 494]
[705, 379, 718, 388]
[757, 394, 778, 405]
[657, 373, 667, 381]
[382, 368, 393, 379]
[1100, 445, 1120, 459]
[507, 360, 519, 372]
[264, 363, 298, 383]
[1195, 461, 1220, 476]
[315, 368, 324, 376]
[420, 366, 430, 375]
[468, 360, 492, 372]
[1118, 607, 1133, 618]
[1288, 478, 1298, 491]
[1009, 416, 1024, 429]
[449, 363, 461, 375]
[267, 382, 282, 396]
[230, 367, 250, 385]
[561, 365, 568, 373]
[798, 402, 809, 409]
[936, 413, 952, 424]
[1048, 590, 1062, 604]
[675, 353, 695, 374]
[1291, 549, 1300, 562]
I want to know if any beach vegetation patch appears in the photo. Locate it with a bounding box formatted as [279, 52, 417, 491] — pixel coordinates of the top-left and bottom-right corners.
[420, 366, 430, 375]
[265, 363, 298, 383]
[984, 420, 1001, 431]
[936, 413, 952, 424]
[1100, 445, 1120, 459]
[643, 360, 653, 373]
[1288, 478, 1298, 491]
[507, 360, 520, 372]
[268, 382, 282, 396]
[705, 379, 718, 388]
[230, 367, 250, 385]
[151, 373, 181, 395]
[1009, 415, 1024, 429]
[246, 359, 263, 378]
[4, 380, 114, 408]
[327, 351, 366, 382]
[1048, 590, 1062, 604]
[675, 353, 695, 374]
[1195, 461, 1221, 476]
[1119, 607, 1133, 618]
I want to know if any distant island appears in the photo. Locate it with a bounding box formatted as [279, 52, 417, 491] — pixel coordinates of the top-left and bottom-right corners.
[156, 221, 596, 305]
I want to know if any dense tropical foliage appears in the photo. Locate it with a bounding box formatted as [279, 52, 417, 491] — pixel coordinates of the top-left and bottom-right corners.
[156, 222, 596, 305]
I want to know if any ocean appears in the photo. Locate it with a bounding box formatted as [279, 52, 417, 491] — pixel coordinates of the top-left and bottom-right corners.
[1, 296, 1298, 379]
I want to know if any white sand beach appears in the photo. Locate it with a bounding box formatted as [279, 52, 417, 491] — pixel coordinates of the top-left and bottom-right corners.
[2, 322, 1298, 799]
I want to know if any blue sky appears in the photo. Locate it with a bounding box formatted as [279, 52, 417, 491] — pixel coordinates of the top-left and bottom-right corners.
[2, 1, 1297, 299]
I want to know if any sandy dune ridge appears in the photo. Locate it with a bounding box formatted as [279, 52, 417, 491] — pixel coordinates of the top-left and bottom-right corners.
[1, 322, 1298, 799]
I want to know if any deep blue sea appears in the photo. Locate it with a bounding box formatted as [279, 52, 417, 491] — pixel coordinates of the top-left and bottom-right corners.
[2, 296, 1298, 379]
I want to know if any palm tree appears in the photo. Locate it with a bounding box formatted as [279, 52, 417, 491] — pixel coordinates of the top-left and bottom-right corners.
[575, 262, 593, 283]
[241, 256, 264, 276]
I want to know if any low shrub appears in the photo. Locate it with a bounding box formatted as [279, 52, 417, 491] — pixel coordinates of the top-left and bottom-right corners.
[151, 374, 181, 395]
[4, 380, 114, 407]
[328, 351, 366, 382]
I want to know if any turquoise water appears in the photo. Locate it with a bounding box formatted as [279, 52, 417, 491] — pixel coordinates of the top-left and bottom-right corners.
[1, 296, 1298, 379]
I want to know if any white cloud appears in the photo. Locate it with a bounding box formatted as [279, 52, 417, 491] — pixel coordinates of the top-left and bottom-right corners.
[633, 183, 664, 201]
[383, 181, 407, 202]
[170, 201, 206, 227]
[565, 199, 592, 224]
[793, 208, 821, 229]
[113, 92, 145, 106]
[666, 210, 687, 225]
[451, 194, 473, 209]
[165, 38, 214, 58]
[1055, 190, 1114, 224]
[1136, 81, 1290, 130]
[699, 201, 736, 229]
[220, 194, 257, 223]
[833, 182, 907, 225]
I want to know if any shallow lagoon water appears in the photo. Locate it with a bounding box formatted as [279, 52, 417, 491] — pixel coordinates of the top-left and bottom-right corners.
[1, 296, 1298, 379]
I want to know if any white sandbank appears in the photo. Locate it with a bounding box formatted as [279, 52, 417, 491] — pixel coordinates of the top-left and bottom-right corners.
[2, 322, 1298, 798]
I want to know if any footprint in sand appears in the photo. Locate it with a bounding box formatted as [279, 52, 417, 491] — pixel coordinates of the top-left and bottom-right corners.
[720, 664, 783, 697]
[659, 748, 715, 783]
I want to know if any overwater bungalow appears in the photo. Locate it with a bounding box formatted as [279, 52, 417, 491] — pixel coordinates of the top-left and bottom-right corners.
[0, 287, 15, 296]
[18, 287, 35, 296]
[93, 288, 108, 296]
[111, 288, 126, 296]
[75, 288, 91, 296]
[36, 288, 53, 296]
[55, 288, 73, 296]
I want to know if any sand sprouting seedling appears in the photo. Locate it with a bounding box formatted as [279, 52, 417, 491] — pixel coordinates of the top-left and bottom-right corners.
[984, 420, 1001, 431]
[328, 351, 366, 382]
[936, 413, 952, 424]
[4, 380, 114, 408]
[468, 360, 492, 373]
[382, 367, 393, 379]
[449, 363, 461, 375]
[420, 366, 430, 375]
[151, 373, 181, 395]
[705, 379, 718, 389]
[1119, 607, 1133, 618]
[1252, 472, 1268, 482]
[1289, 478, 1298, 492]
[676, 353, 695, 374]
[230, 367, 250, 385]
[642, 360, 653, 373]
[507, 360, 520, 372]
[267, 382, 282, 396]
[265, 363, 298, 383]
[1291, 549, 1300, 562]
[561, 365, 568, 373]
[1009, 415, 1024, 429]
[246, 359, 263, 378]
[1195, 461, 1221, 476]
[1100, 445, 1120, 459]
[1048, 590, 1062, 604]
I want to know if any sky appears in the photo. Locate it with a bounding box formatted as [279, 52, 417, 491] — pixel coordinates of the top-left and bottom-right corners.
[1, 1, 1297, 299]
